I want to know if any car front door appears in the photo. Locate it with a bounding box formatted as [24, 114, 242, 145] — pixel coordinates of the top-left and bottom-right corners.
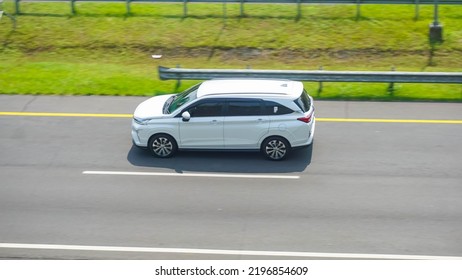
[178, 100, 225, 149]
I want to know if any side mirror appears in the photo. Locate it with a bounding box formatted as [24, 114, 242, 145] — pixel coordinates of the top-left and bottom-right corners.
[181, 111, 191, 122]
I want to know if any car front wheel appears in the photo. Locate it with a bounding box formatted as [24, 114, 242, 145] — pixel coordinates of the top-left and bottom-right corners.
[148, 134, 178, 158]
[262, 137, 290, 161]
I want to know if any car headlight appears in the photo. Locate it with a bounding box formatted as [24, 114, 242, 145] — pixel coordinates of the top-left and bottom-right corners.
[134, 117, 149, 125]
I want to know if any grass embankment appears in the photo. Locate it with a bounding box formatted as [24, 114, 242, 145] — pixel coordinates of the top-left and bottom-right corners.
[0, 2, 461, 100]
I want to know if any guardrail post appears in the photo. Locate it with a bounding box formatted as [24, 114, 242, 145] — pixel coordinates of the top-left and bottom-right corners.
[356, 0, 361, 20]
[388, 66, 395, 94]
[318, 66, 324, 94]
[415, 0, 420, 20]
[175, 64, 182, 90]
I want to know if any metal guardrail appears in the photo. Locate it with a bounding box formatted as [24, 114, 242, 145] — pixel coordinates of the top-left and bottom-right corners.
[158, 66, 462, 84]
[159, 66, 462, 94]
[12, 0, 462, 16]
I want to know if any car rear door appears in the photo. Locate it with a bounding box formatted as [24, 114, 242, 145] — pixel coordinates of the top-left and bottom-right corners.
[224, 99, 270, 149]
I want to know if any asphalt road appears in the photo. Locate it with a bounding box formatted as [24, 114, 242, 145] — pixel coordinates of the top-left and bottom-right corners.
[0, 95, 461, 259]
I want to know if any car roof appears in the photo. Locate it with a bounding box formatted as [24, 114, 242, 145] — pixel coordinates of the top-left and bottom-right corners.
[196, 79, 304, 99]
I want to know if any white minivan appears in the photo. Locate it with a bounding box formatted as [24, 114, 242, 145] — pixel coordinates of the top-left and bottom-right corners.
[132, 79, 315, 160]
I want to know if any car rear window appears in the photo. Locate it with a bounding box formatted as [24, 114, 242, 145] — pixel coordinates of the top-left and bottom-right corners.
[263, 101, 293, 115]
[294, 90, 311, 112]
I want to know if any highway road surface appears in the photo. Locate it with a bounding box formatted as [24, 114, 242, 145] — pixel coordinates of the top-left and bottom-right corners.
[0, 95, 461, 259]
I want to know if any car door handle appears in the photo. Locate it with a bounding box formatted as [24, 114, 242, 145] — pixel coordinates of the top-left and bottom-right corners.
[211, 120, 219, 124]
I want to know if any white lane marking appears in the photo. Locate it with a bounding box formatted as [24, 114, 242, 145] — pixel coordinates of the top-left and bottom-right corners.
[1, 243, 461, 260]
[82, 170, 300, 180]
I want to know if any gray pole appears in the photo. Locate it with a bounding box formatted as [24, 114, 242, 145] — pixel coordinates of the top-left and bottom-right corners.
[183, 0, 187, 17]
[433, 0, 439, 25]
[429, 0, 443, 43]
[240, 0, 244, 17]
[126, 0, 131, 15]
[15, 0, 20, 15]
[223, 0, 226, 21]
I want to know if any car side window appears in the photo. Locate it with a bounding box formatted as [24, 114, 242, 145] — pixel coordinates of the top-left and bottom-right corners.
[227, 101, 262, 116]
[188, 101, 224, 117]
[263, 101, 294, 115]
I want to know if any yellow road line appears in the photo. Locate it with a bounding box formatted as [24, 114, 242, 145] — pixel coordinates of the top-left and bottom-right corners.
[0, 112, 133, 118]
[316, 118, 462, 124]
[1, 111, 462, 124]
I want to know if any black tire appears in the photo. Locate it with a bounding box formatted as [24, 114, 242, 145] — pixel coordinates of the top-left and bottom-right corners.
[261, 137, 290, 161]
[148, 134, 178, 158]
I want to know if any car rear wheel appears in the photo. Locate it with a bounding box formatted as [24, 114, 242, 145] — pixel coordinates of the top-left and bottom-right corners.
[262, 137, 290, 161]
[148, 134, 177, 158]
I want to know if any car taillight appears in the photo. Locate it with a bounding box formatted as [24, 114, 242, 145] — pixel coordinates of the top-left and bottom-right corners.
[297, 113, 312, 123]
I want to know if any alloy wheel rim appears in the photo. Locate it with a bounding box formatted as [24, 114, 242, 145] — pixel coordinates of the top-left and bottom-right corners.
[152, 137, 173, 157]
[265, 140, 286, 160]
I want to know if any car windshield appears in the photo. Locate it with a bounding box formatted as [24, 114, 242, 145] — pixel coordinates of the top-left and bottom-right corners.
[165, 84, 200, 114]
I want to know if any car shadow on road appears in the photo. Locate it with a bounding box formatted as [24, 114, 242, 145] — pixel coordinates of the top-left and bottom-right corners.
[127, 144, 313, 174]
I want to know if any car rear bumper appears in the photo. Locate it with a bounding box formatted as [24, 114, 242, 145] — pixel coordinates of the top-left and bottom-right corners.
[291, 118, 315, 148]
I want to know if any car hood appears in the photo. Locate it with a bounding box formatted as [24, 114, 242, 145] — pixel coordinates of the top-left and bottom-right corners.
[133, 94, 175, 119]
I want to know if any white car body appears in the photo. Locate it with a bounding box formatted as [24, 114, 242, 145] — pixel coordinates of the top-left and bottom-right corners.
[131, 79, 315, 160]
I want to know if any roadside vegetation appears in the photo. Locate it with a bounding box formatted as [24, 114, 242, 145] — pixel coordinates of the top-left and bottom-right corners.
[0, 2, 461, 101]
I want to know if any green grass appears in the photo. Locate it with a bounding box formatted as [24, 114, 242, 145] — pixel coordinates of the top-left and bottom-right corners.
[0, 2, 461, 100]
